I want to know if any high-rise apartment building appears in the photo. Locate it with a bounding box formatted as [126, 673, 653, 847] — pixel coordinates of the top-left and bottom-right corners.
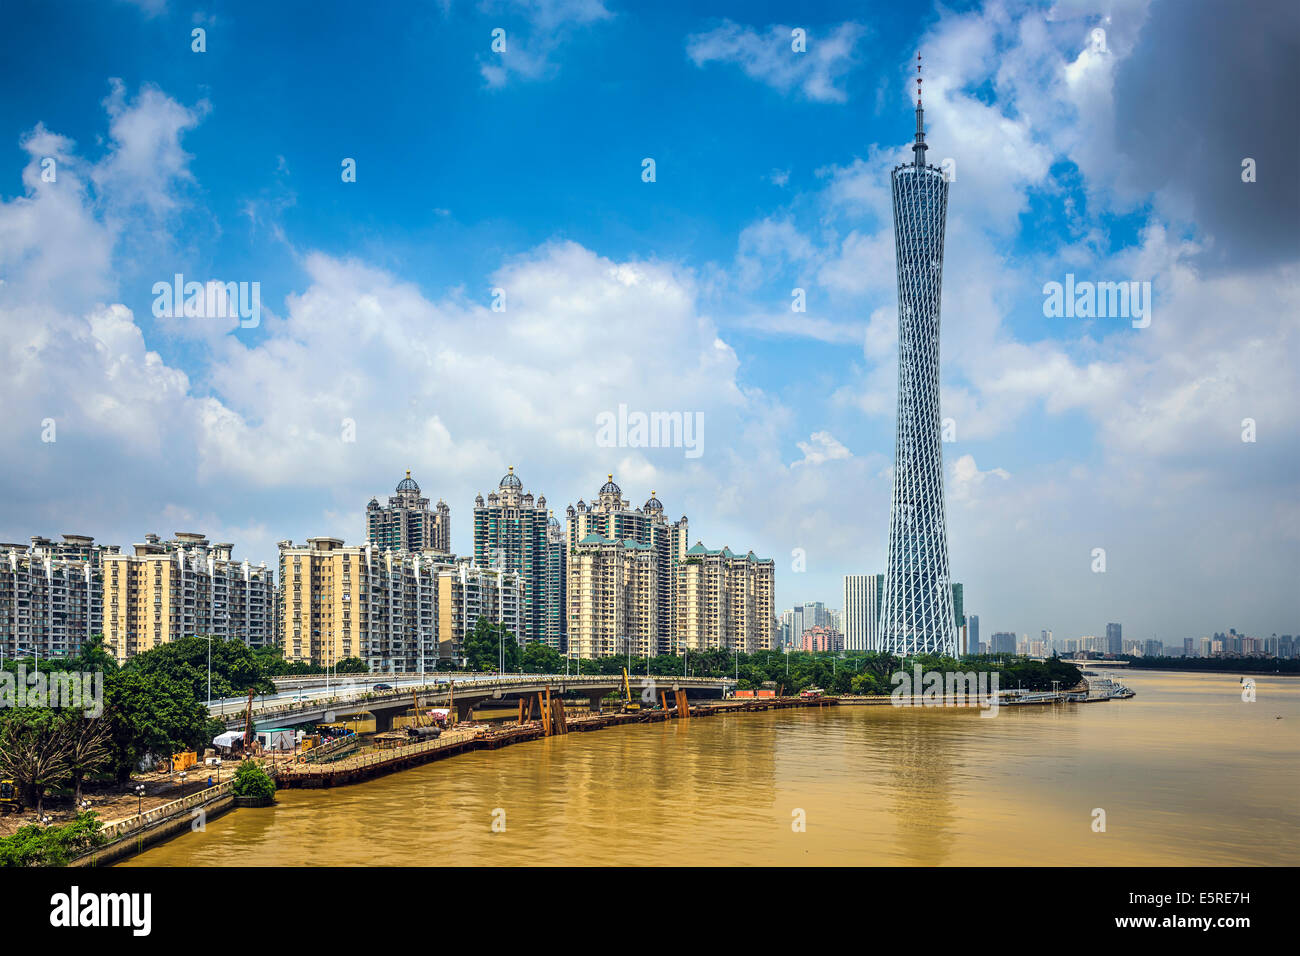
[968, 614, 980, 655]
[566, 476, 689, 656]
[673, 542, 776, 655]
[102, 533, 273, 663]
[366, 470, 450, 554]
[435, 560, 523, 664]
[473, 467, 555, 647]
[278, 537, 521, 672]
[0, 535, 118, 661]
[843, 574, 885, 651]
[879, 66, 957, 657]
[544, 513, 566, 651]
[566, 533, 659, 660]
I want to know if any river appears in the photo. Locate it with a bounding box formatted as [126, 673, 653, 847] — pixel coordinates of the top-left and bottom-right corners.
[122, 669, 1300, 866]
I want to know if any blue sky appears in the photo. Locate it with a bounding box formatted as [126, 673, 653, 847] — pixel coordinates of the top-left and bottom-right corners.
[1, 0, 1296, 645]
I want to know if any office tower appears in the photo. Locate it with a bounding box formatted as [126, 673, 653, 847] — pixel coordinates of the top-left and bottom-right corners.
[0, 535, 118, 661]
[953, 583, 966, 653]
[1183, 637, 1195, 657]
[1106, 622, 1122, 655]
[565, 475, 689, 656]
[843, 574, 885, 651]
[880, 59, 957, 656]
[102, 533, 274, 663]
[473, 466, 555, 647]
[969, 614, 980, 655]
[672, 542, 776, 655]
[778, 608, 795, 647]
[991, 631, 1017, 655]
[566, 533, 659, 660]
[366, 470, 450, 554]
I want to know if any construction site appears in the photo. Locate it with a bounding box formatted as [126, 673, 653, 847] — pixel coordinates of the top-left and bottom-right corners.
[269, 671, 839, 789]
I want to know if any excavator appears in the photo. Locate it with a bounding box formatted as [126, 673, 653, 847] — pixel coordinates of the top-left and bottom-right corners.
[0, 778, 20, 814]
[619, 668, 641, 713]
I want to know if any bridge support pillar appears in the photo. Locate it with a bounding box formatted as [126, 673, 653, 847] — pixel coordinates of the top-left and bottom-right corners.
[373, 710, 394, 732]
[455, 700, 474, 722]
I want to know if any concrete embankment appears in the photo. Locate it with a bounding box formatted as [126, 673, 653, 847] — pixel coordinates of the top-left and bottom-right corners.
[75, 785, 237, 867]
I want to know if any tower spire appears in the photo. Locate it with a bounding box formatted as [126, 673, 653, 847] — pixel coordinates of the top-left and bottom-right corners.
[913, 51, 928, 167]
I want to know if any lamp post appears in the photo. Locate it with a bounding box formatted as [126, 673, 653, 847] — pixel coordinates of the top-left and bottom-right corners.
[135, 784, 145, 816]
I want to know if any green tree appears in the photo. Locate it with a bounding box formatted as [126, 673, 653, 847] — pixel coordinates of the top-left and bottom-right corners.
[521, 641, 563, 674]
[0, 709, 70, 812]
[0, 812, 106, 867]
[230, 761, 276, 801]
[101, 671, 211, 781]
[463, 618, 521, 671]
[123, 635, 274, 703]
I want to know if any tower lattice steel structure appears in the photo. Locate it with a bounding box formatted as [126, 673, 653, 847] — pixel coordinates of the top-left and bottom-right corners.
[879, 55, 955, 657]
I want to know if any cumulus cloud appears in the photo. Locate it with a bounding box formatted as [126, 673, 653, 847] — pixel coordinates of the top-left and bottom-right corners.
[793, 431, 852, 467]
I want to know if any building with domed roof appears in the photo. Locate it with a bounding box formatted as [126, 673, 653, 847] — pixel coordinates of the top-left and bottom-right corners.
[472, 466, 559, 648]
[366, 470, 451, 554]
[564, 473, 777, 658]
[565, 474, 690, 657]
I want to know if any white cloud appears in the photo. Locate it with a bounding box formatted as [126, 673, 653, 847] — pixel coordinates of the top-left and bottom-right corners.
[478, 0, 613, 87]
[793, 431, 851, 467]
[686, 21, 866, 103]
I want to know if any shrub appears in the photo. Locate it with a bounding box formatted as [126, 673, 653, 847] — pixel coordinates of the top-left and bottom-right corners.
[230, 761, 276, 801]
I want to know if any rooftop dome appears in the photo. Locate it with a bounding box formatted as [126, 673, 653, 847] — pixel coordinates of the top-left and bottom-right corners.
[499, 465, 523, 490]
[644, 491, 663, 513]
[599, 473, 621, 496]
[396, 469, 420, 494]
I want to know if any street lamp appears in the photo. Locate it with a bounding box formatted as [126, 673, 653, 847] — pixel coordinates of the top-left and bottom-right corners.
[134, 784, 145, 816]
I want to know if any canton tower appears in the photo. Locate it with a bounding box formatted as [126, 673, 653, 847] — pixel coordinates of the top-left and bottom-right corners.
[879, 53, 956, 657]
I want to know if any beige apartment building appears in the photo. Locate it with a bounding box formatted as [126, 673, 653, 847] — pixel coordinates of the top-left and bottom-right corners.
[562, 473, 775, 658]
[673, 543, 776, 654]
[565, 476, 688, 657]
[279, 537, 521, 672]
[101, 533, 274, 663]
[566, 533, 659, 660]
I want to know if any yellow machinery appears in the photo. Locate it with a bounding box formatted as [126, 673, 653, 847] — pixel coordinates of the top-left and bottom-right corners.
[621, 668, 641, 713]
[0, 778, 20, 814]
